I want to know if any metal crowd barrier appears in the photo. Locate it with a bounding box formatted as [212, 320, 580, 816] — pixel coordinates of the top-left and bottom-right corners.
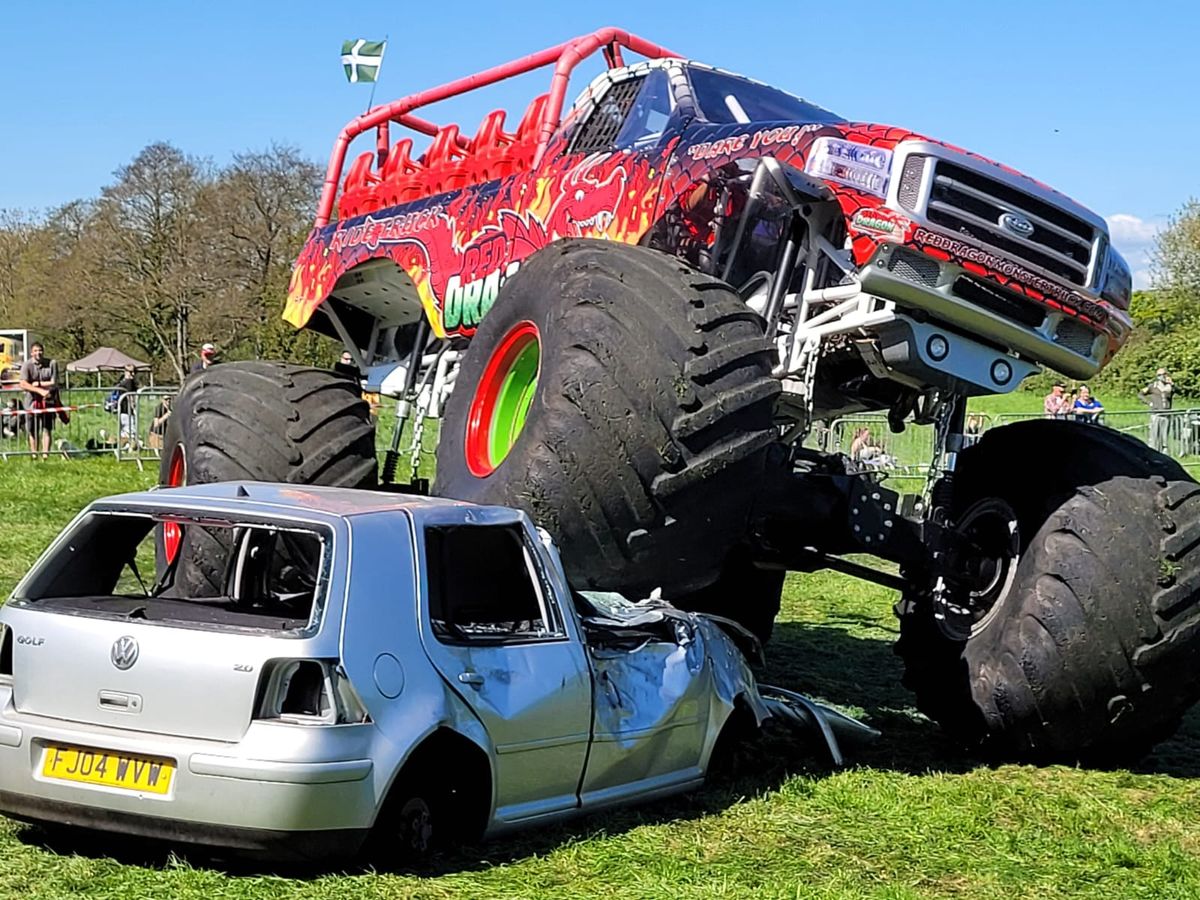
[0, 388, 116, 460]
[114, 388, 179, 469]
[0, 387, 180, 464]
[827, 407, 1200, 476]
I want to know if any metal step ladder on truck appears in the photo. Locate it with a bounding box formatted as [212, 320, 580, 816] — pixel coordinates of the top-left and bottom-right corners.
[162, 28, 1200, 764]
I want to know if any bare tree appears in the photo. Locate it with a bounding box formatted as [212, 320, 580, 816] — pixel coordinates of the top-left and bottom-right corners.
[84, 143, 214, 380]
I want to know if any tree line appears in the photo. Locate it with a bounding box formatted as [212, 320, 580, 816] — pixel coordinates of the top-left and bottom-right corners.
[1022, 199, 1200, 399]
[0, 142, 333, 382]
[1, 142, 1197, 397]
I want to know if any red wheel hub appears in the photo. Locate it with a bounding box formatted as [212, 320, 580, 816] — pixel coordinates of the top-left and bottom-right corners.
[465, 321, 541, 477]
[163, 446, 186, 564]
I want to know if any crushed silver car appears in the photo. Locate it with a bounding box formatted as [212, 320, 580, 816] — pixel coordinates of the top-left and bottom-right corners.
[0, 483, 872, 861]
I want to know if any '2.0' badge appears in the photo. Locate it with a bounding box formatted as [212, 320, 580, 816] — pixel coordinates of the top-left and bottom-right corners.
[111, 636, 139, 670]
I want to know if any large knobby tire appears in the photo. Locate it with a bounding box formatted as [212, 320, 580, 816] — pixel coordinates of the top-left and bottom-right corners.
[896, 419, 1200, 763]
[434, 239, 780, 598]
[159, 361, 377, 594]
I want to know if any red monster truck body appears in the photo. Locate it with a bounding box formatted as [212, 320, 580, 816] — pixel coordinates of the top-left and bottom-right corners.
[286, 29, 1132, 404]
[168, 30, 1200, 766]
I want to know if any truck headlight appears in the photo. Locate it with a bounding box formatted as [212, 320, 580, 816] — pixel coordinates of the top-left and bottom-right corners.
[804, 137, 893, 198]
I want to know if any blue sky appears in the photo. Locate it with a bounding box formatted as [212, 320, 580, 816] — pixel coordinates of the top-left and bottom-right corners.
[2, 0, 1195, 287]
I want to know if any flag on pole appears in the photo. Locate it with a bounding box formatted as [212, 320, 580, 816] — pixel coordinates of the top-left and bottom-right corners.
[341, 39, 386, 83]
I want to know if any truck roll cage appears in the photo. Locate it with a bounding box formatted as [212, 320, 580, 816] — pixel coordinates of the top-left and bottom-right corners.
[314, 27, 680, 228]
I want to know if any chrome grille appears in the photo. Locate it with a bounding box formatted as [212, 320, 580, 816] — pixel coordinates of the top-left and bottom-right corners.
[897, 155, 925, 211]
[924, 159, 1096, 287]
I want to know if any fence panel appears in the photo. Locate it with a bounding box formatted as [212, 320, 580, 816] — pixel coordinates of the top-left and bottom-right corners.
[0, 388, 117, 460]
[115, 388, 179, 468]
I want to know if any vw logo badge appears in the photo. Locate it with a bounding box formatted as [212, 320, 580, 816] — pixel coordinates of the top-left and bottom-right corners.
[111, 636, 139, 670]
[999, 212, 1035, 238]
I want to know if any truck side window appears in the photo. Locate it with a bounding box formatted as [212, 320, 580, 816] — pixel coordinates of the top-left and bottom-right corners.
[614, 69, 672, 150]
[425, 524, 563, 643]
[569, 75, 648, 155]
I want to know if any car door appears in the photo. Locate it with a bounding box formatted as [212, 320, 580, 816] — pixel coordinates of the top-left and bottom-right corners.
[580, 616, 713, 808]
[416, 511, 591, 823]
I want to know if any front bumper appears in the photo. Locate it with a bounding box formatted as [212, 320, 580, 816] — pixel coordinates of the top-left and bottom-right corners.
[0, 700, 379, 860]
[861, 242, 1121, 380]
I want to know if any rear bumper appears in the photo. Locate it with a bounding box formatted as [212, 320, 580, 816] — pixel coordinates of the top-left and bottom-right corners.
[0, 791, 368, 861]
[0, 705, 381, 860]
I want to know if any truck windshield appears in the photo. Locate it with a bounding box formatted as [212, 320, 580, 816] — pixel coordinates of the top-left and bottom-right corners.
[13, 511, 331, 634]
[689, 66, 846, 126]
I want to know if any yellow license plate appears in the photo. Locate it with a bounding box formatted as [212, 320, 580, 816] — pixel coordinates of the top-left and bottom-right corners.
[42, 744, 175, 795]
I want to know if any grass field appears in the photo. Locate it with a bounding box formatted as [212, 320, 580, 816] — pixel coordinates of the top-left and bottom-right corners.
[2, 458, 1200, 898]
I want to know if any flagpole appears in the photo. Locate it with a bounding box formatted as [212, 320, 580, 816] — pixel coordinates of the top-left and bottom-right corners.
[365, 34, 388, 113]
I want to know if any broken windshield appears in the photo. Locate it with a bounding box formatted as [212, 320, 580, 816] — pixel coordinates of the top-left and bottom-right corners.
[12, 511, 332, 634]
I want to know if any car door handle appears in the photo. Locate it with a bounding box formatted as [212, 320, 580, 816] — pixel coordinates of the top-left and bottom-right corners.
[457, 672, 485, 687]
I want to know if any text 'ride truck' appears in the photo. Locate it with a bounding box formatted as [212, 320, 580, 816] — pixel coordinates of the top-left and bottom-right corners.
[163, 28, 1200, 764]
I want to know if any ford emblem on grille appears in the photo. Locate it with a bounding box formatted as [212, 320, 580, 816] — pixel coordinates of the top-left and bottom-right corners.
[999, 212, 1035, 238]
[111, 636, 139, 670]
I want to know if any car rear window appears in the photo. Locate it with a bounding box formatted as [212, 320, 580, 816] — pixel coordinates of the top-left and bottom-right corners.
[12, 511, 332, 635]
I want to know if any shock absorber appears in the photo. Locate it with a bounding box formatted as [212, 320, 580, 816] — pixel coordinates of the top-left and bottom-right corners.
[381, 319, 430, 485]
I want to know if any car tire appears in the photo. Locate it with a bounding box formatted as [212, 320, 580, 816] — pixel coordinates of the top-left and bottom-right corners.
[158, 361, 376, 594]
[434, 239, 781, 597]
[895, 419, 1200, 763]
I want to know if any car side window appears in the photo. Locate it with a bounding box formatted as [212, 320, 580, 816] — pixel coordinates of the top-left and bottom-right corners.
[425, 524, 564, 643]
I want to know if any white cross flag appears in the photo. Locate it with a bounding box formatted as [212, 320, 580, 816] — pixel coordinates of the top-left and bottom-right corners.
[342, 39, 386, 83]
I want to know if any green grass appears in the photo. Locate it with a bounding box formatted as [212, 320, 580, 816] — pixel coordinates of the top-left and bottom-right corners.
[3, 461, 1200, 897]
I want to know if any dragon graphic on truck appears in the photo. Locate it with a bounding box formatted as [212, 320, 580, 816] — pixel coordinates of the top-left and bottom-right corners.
[285, 151, 656, 337]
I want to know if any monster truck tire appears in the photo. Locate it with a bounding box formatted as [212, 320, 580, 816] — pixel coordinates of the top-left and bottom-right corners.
[159, 361, 377, 594]
[672, 545, 786, 644]
[435, 239, 780, 598]
[895, 419, 1200, 763]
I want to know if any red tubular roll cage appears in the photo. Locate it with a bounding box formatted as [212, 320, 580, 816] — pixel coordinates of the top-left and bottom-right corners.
[314, 27, 680, 228]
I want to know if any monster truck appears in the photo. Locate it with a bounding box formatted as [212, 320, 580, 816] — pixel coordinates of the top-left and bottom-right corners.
[163, 28, 1200, 763]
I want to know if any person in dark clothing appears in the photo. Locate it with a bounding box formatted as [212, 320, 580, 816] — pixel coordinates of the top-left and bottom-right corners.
[190, 343, 217, 375]
[114, 364, 139, 395]
[333, 350, 364, 381]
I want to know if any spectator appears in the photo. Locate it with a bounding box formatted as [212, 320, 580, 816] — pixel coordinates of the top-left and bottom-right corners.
[148, 395, 173, 451]
[333, 350, 364, 381]
[1044, 383, 1068, 418]
[1073, 385, 1104, 424]
[849, 426, 872, 461]
[18, 342, 58, 460]
[1140, 367, 1175, 452]
[190, 342, 218, 375]
[850, 427, 892, 467]
[964, 414, 984, 447]
[2, 399, 23, 440]
[115, 363, 139, 395]
[114, 364, 140, 446]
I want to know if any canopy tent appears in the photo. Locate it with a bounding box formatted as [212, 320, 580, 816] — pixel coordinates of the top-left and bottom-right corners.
[66, 348, 153, 387]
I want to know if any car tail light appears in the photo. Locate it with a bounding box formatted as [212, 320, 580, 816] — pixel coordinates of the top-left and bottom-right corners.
[0, 625, 12, 684]
[253, 659, 370, 725]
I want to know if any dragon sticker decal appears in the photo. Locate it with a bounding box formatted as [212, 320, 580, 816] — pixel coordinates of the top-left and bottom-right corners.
[285, 151, 655, 337]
